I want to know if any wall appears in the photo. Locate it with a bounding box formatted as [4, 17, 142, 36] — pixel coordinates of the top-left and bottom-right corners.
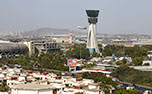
[11, 89, 53, 94]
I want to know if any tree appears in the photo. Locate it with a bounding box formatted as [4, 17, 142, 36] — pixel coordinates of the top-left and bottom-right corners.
[98, 44, 103, 52]
[143, 63, 150, 66]
[81, 63, 96, 69]
[102, 45, 125, 57]
[114, 88, 139, 94]
[6, 51, 69, 71]
[124, 45, 148, 58]
[102, 45, 150, 58]
[92, 52, 100, 57]
[82, 72, 117, 88]
[65, 44, 90, 59]
[115, 58, 127, 65]
[0, 81, 9, 92]
[75, 92, 84, 94]
[122, 58, 127, 64]
[100, 83, 112, 94]
[112, 65, 152, 87]
[115, 61, 122, 65]
[132, 57, 143, 66]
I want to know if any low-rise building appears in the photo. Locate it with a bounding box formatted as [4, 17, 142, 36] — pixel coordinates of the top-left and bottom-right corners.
[10, 83, 62, 94]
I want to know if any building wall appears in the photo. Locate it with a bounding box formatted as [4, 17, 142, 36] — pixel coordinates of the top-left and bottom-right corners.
[0, 92, 8, 94]
[23, 40, 61, 56]
[11, 89, 53, 94]
[33, 40, 60, 55]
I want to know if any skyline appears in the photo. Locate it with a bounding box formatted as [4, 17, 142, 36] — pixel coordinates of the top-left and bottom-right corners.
[0, 0, 152, 34]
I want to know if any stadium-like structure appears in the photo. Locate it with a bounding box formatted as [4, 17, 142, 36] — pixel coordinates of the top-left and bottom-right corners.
[0, 42, 28, 58]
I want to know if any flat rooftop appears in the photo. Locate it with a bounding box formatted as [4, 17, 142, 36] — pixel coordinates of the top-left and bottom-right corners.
[11, 83, 59, 90]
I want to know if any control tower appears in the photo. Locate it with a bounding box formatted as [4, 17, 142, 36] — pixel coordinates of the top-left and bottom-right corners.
[86, 10, 100, 54]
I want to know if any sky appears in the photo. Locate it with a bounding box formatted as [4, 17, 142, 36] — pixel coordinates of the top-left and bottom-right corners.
[0, 0, 152, 34]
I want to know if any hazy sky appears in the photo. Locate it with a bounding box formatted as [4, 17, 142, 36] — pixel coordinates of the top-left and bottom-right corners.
[0, 0, 152, 34]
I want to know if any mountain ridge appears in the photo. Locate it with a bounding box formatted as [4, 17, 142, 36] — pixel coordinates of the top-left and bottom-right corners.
[22, 27, 86, 36]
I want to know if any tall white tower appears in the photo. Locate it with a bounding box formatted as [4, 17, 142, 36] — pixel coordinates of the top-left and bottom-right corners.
[86, 10, 100, 54]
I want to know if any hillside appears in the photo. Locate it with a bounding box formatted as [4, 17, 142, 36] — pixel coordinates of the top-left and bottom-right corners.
[22, 27, 86, 37]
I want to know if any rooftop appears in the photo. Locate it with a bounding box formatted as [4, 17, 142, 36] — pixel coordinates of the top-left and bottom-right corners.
[10, 83, 58, 90]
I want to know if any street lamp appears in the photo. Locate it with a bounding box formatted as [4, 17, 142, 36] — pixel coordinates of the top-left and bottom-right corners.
[77, 26, 87, 59]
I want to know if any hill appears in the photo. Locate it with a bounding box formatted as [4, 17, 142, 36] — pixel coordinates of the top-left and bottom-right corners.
[22, 27, 86, 37]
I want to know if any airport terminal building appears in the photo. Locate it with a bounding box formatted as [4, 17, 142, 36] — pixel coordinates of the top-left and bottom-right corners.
[0, 39, 61, 58]
[0, 41, 28, 58]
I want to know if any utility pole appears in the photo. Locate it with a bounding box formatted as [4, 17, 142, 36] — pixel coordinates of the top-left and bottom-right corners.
[80, 46, 81, 59]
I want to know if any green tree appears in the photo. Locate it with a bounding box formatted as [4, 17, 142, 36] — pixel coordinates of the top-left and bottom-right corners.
[100, 83, 112, 94]
[81, 63, 96, 68]
[0, 81, 9, 92]
[98, 44, 103, 52]
[102, 45, 150, 58]
[143, 63, 150, 66]
[102, 45, 125, 57]
[132, 57, 143, 66]
[114, 88, 139, 94]
[112, 65, 152, 87]
[82, 72, 117, 88]
[92, 52, 100, 57]
[124, 45, 147, 58]
[115, 61, 122, 65]
[75, 92, 84, 94]
[6, 51, 69, 71]
[122, 58, 127, 64]
[65, 44, 90, 59]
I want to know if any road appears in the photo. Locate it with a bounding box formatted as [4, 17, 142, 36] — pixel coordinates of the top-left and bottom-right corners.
[120, 82, 152, 92]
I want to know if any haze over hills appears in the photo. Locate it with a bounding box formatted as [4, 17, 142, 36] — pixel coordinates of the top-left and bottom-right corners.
[1, 27, 151, 39]
[22, 27, 87, 37]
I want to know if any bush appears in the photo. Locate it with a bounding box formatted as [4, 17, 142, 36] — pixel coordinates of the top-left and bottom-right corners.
[143, 63, 150, 66]
[116, 61, 122, 65]
[114, 88, 139, 94]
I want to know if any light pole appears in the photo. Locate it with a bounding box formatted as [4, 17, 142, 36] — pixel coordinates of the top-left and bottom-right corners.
[77, 26, 87, 59]
[80, 45, 81, 59]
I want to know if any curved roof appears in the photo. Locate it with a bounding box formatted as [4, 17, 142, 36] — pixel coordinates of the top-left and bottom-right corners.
[0, 42, 28, 52]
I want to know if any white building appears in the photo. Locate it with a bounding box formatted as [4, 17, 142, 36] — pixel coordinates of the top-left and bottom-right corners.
[10, 83, 62, 94]
[147, 54, 152, 58]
